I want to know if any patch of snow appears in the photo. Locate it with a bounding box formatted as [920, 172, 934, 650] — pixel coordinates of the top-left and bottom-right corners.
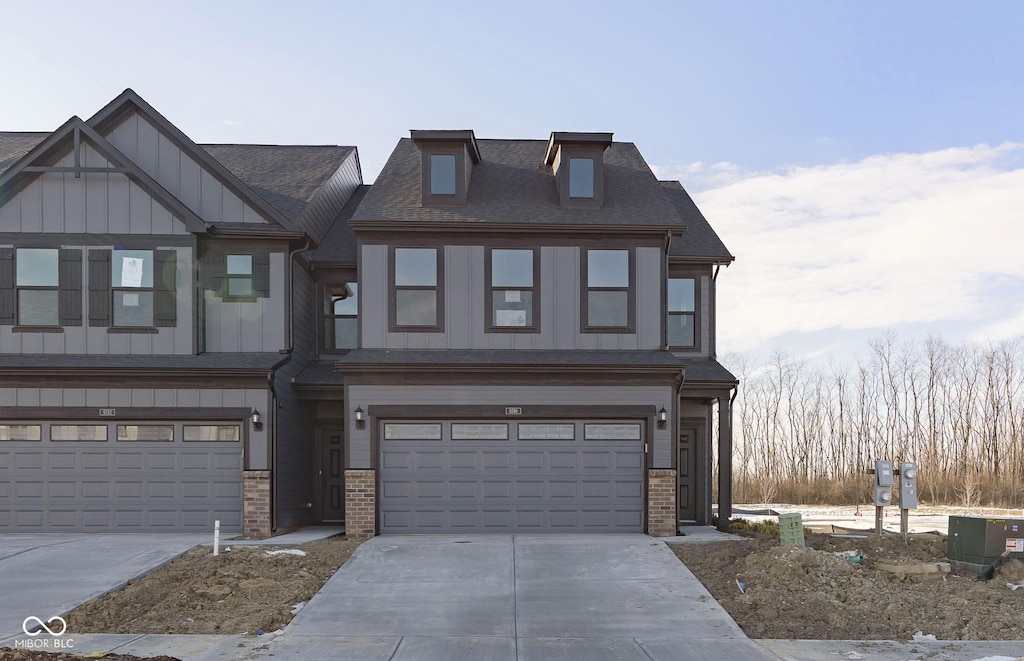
[841, 652, 864, 660]
[911, 631, 937, 641]
[968, 657, 1020, 661]
[290, 601, 305, 615]
[1005, 579, 1024, 591]
[265, 549, 307, 557]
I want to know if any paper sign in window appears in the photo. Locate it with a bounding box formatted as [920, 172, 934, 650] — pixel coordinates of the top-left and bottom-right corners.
[496, 309, 527, 326]
[121, 257, 145, 287]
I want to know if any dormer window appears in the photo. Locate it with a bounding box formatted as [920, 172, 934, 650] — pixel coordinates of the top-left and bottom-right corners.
[544, 132, 612, 208]
[411, 130, 481, 206]
[430, 154, 457, 195]
[569, 158, 595, 199]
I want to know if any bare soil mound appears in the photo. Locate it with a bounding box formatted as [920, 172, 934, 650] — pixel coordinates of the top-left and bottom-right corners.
[64, 536, 362, 635]
[670, 530, 1024, 640]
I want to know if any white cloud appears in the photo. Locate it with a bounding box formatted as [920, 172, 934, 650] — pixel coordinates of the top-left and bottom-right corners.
[687, 143, 1024, 353]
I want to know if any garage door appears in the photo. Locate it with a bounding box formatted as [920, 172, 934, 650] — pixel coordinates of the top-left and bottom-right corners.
[380, 420, 644, 533]
[0, 421, 243, 532]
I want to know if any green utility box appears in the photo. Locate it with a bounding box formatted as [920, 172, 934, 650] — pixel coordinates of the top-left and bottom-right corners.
[948, 516, 1024, 573]
[778, 512, 805, 546]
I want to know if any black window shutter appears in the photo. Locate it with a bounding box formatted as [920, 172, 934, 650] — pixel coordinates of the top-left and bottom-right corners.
[58, 248, 83, 326]
[253, 251, 271, 298]
[88, 249, 111, 327]
[0, 248, 14, 325]
[154, 250, 177, 327]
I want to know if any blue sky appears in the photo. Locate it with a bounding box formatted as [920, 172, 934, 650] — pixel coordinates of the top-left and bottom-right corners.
[3, 1, 1022, 361]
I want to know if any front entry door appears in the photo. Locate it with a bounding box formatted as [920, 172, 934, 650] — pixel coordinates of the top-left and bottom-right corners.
[318, 426, 346, 523]
[678, 427, 698, 523]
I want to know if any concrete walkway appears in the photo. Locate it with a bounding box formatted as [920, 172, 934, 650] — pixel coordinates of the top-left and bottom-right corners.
[0, 533, 208, 638]
[273, 534, 776, 660]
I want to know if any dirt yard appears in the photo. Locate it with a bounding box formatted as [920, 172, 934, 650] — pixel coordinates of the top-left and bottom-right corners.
[64, 535, 362, 636]
[670, 527, 1024, 640]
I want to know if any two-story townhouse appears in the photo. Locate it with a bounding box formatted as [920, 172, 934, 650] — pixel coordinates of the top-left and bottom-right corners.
[294, 130, 737, 537]
[0, 90, 361, 537]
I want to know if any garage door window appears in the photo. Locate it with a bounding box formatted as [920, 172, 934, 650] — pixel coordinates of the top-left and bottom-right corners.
[384, 423, 442, 440]
[117, 425, 174, 441]
[517, 423, 575, 440]
[51, 425, 108, 441]
[584, 423, 641, 440]
[184, 425, 240, 441]
[0, 424, 41, 441]
[451, 423, 508, 440]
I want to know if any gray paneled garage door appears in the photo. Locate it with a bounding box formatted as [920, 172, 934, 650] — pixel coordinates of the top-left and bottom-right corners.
[380, 420, 644, 533]
[0, 421, 243, 532]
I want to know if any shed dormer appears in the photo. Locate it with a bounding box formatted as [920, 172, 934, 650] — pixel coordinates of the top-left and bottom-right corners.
[411, 130, 481, 206]
[543, 132, 613, 208]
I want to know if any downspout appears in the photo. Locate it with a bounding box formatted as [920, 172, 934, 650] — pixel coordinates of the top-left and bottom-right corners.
[661, 231, 673, 351]
[711, 263, 721, 360]
[268, 239, 312, 533]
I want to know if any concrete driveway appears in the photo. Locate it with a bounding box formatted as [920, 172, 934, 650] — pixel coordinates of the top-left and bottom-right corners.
[0, 533, 207, 639]
[276, 534, 777, 661]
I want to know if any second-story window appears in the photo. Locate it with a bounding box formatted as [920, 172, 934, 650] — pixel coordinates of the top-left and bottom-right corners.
[393, 248, 442, 329]
[430, 154, 457, 195]
[668, 278, 696, 348]
[16, 248, 59, 326]
[326, 283, 358, 350]
[111, 250, 154, 327]
[488, 248, 537, 331]
[583, 248, 633, 331]
[569, 158, 595, 198]
[226, 255, 253, 298]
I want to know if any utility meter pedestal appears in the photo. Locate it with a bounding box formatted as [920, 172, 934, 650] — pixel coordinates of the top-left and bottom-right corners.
[873, 460, 895, 534]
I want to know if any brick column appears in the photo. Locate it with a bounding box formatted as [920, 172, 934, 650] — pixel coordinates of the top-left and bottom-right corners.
[243, 470, 272, 538]
[345, 469, 377, 539]
[647, 468, 677, 537]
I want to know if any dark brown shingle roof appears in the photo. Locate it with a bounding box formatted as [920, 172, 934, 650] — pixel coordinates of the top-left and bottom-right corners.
[352, 138, 686, 227]
[660, 180, 734, 262]
[311, 184, 370, 263]
[0, 132, 48, 174]
[200, 144, 355, 222]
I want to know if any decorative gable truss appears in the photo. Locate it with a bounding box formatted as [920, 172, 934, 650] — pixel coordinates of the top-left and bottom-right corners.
[0, 116, 207, 235]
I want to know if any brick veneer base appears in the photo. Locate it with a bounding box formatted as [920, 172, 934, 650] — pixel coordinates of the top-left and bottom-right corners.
[647, 468, 677, 537]
[243, 470, 272, 538]
[345, 469, 377, 539]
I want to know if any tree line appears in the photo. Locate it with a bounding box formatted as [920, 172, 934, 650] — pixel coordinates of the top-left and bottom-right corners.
[721, 333, 1024, 507]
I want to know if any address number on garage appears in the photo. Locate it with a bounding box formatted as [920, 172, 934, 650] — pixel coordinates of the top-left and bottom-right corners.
[505, 407, 522, 416]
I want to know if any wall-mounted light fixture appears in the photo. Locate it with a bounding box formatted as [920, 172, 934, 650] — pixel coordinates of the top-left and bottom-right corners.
[251, 409, 263, 432]
[354, 406, 365, 430]
[657, 407, 668, 429]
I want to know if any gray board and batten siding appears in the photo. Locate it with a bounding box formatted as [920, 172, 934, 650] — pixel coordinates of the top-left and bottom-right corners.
[0, 143, 189, 235]
[379, 419, 644, 533]
[0, 386, 270, 533]
[360, 244, 665, 350]
[104, 111, 266, 225]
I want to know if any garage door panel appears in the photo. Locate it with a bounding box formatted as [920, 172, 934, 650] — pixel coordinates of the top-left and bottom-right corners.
[0, 436, 245, 532]
[380, 419, 644, 533]
[48, 453, 78, 470]
[15, 453, 44, 470]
